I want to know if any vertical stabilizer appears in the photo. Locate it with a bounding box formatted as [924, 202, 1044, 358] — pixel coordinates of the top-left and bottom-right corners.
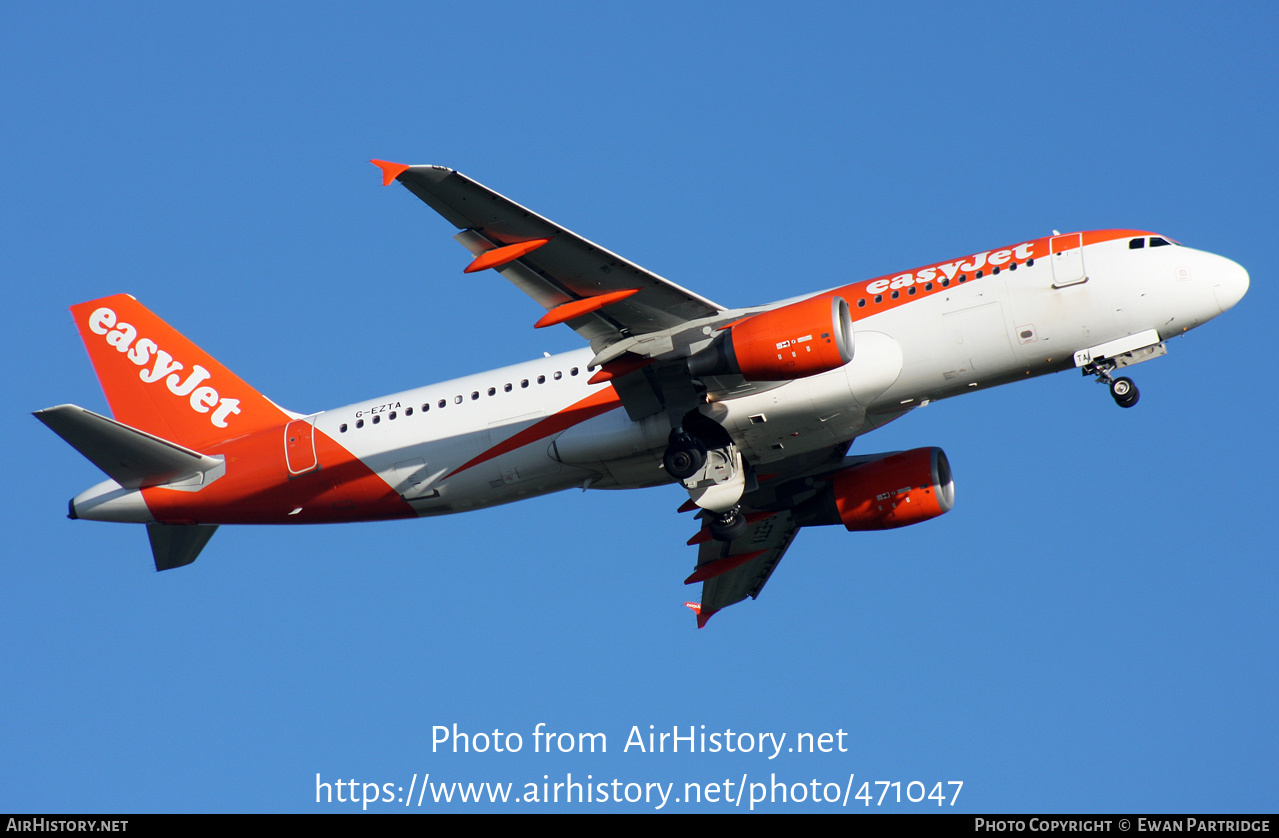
[70, 295, 291, 450]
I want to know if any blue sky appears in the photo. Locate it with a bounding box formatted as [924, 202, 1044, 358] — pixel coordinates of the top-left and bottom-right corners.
[4, 1, 1275, 813]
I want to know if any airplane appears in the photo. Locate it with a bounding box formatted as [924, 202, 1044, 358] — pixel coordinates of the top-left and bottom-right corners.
[34, 161, 1250, 627]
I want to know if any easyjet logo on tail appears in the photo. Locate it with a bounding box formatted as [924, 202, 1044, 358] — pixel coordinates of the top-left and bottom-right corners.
[87, 306, 242, 428]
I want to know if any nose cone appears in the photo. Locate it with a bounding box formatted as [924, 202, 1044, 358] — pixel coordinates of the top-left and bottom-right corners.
[1213, 256, 1250, 314]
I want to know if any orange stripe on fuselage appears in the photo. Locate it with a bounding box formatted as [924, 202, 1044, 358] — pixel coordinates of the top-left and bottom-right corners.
[835, 229, 1151, 323]
[446, 385, 624, 479]
[141, 423, 415, 525]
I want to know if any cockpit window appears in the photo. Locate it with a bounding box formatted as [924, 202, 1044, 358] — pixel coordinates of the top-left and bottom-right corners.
[1129, 238, 1145, 249]
[1150, 237, 1171, 247]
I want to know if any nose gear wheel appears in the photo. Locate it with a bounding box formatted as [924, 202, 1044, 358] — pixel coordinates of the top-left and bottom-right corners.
[1082, 361, 1141, 408]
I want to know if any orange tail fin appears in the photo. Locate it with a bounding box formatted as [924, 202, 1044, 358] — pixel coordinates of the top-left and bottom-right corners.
[70, 294, 291, 450]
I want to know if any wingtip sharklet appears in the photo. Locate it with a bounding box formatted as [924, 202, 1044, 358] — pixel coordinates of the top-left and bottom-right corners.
[370, 159, 410, 186]
[684, 601, 716, 629]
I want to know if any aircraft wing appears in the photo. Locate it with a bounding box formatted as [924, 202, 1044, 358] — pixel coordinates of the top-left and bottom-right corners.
[376, 163, 725, 353]
[686, 509, 801, 628]
[681, 442, 859, 627]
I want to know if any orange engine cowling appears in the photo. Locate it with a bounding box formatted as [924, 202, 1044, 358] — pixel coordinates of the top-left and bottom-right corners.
[688, 295, 853, 381]
[795, 447, 955, 531]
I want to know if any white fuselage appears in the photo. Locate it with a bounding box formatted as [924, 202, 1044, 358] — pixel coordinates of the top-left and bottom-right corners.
[300, 234, 1247, 518]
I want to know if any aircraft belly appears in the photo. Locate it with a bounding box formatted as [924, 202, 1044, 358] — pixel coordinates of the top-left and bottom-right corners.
[551, 409, 669, 465]
[712, 373, 861, 465]
[406, 454, 589, 516]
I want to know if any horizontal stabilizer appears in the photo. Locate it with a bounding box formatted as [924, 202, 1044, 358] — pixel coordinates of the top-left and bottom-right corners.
[34, 404, 222, 489]
[147, 523, 218, 571]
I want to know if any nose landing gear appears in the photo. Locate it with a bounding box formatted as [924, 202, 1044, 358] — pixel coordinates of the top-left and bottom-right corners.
[1083, 361, 1140, 408]
[1108, 376, 1139, 408]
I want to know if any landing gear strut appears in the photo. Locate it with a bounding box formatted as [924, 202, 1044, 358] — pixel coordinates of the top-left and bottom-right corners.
[666, 414, 750, 541]
[1083, 361, 1140, 408]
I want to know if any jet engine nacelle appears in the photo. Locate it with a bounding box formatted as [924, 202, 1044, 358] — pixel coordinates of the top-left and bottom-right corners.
[795, 447, 955, 531]
[688, 295, 854, 381]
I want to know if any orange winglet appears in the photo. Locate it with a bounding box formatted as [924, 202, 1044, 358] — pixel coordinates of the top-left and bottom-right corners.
[464, 239, 552, 274]
[534, 288, 640, 329]
[684, 550, 767, 585]
[370, 159, 410, 186]
[684, 601, 717, 629]
[587, 353, 654, 385]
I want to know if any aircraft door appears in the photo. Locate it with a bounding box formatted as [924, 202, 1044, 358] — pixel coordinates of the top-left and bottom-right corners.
[1050, 233, 1087, 288]
[285, 417, 319, 476]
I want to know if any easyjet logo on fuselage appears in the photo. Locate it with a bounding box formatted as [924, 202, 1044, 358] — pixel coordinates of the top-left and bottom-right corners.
[87, 307, 242, 428]
[863, 241, 1038, 296]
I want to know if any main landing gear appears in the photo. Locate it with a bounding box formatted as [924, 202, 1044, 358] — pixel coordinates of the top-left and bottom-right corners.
[663, 429, 708, 480]
[1083, 361, 1140, 408]
[664, 420, 750, 543]
[707, 505, 748, 542]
